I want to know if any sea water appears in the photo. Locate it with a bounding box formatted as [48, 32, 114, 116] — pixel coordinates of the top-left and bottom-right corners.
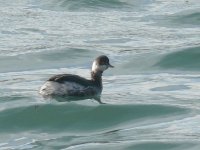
[0, 0, 200, 149]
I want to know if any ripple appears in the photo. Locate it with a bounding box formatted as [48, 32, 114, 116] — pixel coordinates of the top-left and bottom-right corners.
[151, 85, 190, 91]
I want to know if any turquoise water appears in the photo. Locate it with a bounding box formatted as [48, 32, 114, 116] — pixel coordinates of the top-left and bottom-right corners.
[0, 0, 200, 149]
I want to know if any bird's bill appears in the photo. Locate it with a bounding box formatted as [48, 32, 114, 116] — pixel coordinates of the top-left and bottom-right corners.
[108, 64, 114, 68]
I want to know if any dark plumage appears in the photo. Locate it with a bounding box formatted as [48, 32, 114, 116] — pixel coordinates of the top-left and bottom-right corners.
[39, 55, 113, 98]
[48, 74, 92, 85]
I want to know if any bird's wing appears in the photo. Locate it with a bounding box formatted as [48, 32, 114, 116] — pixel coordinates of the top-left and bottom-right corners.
[48, 74, 92, 86]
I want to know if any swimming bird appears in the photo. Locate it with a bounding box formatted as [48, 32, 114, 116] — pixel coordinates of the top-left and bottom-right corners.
[39, 55, 114, 98]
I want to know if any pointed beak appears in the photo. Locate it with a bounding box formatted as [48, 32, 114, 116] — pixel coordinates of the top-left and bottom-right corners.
[108, 63, 114, 68]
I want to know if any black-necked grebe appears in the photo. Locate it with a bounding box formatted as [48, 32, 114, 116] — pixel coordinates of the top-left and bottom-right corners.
[39, 55, 114, 97]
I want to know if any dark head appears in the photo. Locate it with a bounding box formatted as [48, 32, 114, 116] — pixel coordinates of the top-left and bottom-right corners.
[92, 55, 114, 73]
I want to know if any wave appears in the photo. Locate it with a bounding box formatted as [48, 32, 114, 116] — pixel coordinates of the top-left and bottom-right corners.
[0, 48, 102, 73]
[34, 0, 133, 11]
[115, 46, 200, 74]
[142, 9, 200, 29]
[51, 141, 199, 150]
[172, 11, 200, 27]
[0, 103, 188, 133]
[155, 46, 200, 71]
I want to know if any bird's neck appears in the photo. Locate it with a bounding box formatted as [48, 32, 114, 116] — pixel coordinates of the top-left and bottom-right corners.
[91, 71, 102, 88]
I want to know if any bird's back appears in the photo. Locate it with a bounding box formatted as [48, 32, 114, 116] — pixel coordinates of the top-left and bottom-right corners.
[48, 74, 93, 86]
[39, 74, 100, 97]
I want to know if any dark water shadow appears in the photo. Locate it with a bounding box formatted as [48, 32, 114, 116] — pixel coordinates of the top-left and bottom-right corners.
[50, 95, 104, 104]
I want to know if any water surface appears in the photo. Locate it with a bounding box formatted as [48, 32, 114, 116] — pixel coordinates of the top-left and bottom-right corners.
[0, 0, 200, 149]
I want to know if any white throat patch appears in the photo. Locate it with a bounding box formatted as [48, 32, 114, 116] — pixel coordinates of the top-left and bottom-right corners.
[92, 61, 107, 72]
